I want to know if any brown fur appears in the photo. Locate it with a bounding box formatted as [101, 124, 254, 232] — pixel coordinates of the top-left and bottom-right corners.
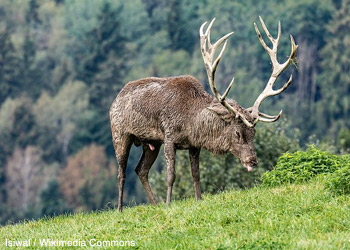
[110, 75, 257, 211]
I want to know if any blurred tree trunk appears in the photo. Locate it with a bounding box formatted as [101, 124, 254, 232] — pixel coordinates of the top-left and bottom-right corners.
[5, 147, 46, 211]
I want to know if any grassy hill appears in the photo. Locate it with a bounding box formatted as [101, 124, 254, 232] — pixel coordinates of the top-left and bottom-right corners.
[1, 180, 350, 249]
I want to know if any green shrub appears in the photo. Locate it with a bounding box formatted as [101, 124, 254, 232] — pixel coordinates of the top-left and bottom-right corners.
[325, 164, 350, 195]
[261, 145, 344, 186]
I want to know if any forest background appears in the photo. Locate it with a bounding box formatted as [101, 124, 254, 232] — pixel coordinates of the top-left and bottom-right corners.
[0, 0, 349, 224]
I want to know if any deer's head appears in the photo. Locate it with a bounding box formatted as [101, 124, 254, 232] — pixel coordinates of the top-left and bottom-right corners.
[200, 17, 298, 171]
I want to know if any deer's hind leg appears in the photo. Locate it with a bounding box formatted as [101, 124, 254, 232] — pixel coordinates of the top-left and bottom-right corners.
[135, 143, 161, 205]
[113, 134, 133, 212]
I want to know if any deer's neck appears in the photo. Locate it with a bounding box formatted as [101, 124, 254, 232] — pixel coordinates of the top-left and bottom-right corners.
[190, 108, 230, 155]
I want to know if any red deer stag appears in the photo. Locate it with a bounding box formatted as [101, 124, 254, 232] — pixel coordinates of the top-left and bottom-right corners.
[110, 16, 298, 211]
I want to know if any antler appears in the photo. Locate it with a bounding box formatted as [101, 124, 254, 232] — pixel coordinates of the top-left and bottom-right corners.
[250, 16, 298, 123]
[200, 18, 254, 127]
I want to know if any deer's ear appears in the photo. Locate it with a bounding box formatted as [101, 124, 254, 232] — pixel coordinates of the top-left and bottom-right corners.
[207, 104, 233, 122]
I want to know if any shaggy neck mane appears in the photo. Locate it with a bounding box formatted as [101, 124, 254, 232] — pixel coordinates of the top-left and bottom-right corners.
[190, 108, 230, 155]
[190, 100, 252, 155]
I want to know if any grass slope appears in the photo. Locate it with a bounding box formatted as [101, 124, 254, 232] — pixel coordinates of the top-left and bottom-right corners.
[1, 180, 350, 249]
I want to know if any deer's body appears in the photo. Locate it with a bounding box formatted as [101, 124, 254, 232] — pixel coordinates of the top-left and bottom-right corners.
[110, 75, 256, 210]
[110, 75, 253, 152]
[111, 75, 211, 150]
[110, 17, 298, 211]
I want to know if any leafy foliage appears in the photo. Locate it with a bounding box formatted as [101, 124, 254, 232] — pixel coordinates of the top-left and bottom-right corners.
[58, 144, 117, 211]
[261, 145, 345, 186]
[33, 80, 92, 161]
[40, 179, 68, 217]
[325, 161, 350, 195]
[0, 25, 19, 104]
[317, 0, 350, 139]
[338, 128, 350, 153]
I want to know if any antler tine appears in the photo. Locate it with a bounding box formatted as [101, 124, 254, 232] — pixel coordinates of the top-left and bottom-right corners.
[200, 19, 254, 128]
[259, 16, 275, 44]
[289, 35, 298, 59]
[221, 76, 235, 101]
[212, 38, 231, 75]
[250, 16, 298, 124]
[199, 22, 207, 37]
[258, 110, 282, 122]
[254, 22, 271, 53]
[276, 21, 281, 45]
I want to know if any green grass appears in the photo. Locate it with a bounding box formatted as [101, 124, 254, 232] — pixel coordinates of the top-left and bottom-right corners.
[1, 180, 350, 249]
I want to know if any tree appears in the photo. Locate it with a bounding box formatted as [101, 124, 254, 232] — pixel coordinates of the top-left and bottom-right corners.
[167, 0, 196, 53]
[152, 49, 191, 76]
[338, 128, 350, 153]
[317, 0, 350, 139]
[40, 180, 68, 217]
[58, 144, 116, 211]
[5, 146, 47, 212]
[33, 81, 92, 162]
[0, 97, 38, 168]
[70, 1, 128, 150]
[0, 24, 19, 105]
[18, 0, 45, 99]
[275, 0, 334, 141]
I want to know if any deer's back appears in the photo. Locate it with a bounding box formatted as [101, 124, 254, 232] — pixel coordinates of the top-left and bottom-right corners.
[110, 75, 212, 142]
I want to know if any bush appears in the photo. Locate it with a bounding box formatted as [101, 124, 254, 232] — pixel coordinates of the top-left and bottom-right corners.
[325, 164, 350, 195]
[261, 145, 344, 186]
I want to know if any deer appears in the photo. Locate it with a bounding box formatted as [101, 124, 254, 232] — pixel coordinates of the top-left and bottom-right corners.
[110, 16, 298, 211]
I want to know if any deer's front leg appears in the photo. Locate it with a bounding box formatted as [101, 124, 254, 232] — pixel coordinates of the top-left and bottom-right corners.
[164, 141, 176, 205]
[189, 148, 202, 201]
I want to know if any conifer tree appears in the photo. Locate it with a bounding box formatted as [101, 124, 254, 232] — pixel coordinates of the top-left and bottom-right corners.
[0, 26, 18, 104]
[167, 0, 195, 53]
[318, 0, 350, 137]
[75, 2, 127, 150]
[17, 0, 44, 99]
